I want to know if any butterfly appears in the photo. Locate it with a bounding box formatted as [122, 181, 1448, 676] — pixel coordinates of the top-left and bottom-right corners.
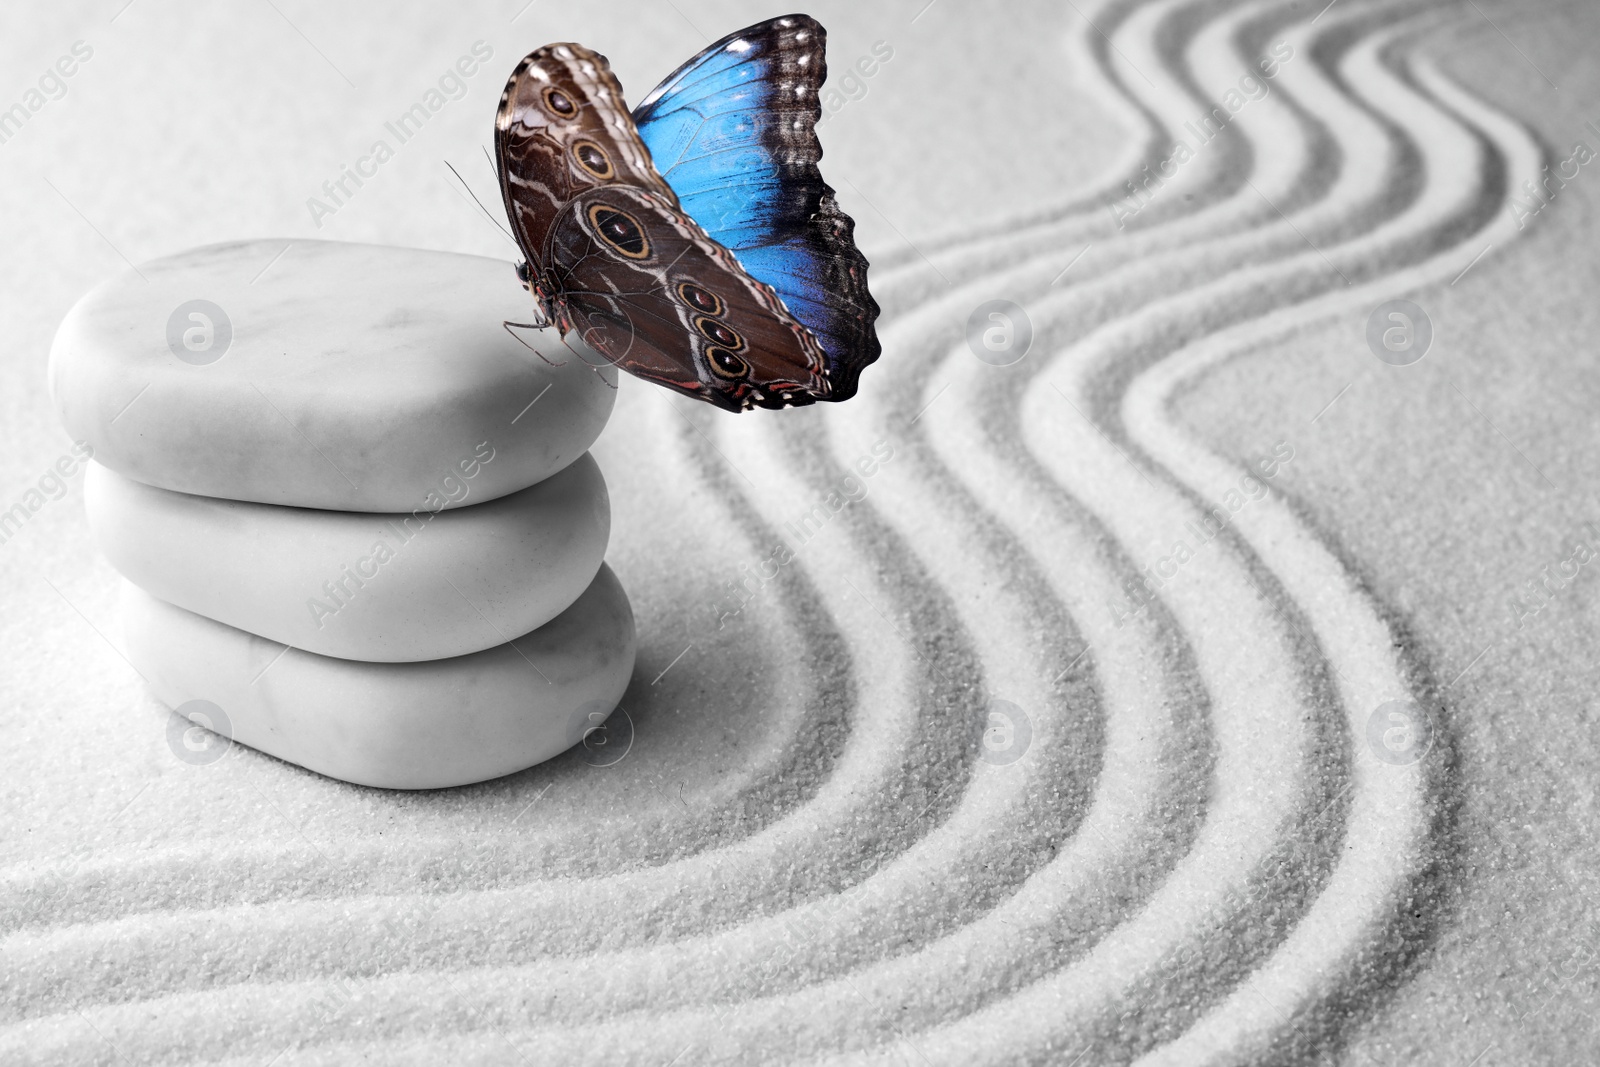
[493, 13, 880, 412]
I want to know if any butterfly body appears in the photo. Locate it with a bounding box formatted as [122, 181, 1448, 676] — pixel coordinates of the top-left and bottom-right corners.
[494, 15, 879, 411]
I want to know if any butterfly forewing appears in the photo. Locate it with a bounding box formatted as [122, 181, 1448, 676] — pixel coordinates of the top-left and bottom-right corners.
[495, 42, 671, 285]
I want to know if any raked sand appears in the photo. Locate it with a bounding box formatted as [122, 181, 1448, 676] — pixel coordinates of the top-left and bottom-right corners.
[2, 0, 1597, 1063]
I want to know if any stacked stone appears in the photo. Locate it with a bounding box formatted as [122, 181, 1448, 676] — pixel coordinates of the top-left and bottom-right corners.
[49, 240, 636, 789]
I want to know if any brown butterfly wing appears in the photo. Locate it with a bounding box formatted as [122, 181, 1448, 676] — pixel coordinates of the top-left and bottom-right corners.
[552, 184, 830, 412]
[495, 42, 672, 283]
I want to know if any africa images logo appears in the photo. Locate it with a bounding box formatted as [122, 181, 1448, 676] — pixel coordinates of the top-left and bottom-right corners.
[166, 300, 233, 365]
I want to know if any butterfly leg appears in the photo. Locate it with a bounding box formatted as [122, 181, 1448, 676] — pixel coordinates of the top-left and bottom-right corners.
[557, 329, 621, 391]
[502, 320, 567, 366]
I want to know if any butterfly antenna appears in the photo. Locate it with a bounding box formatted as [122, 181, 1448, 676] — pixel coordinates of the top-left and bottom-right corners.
[503, 320, 567, 366]
[443, 159, 518, 246]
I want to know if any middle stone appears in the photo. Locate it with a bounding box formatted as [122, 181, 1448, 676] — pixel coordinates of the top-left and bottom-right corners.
[85, 453, 610, 662]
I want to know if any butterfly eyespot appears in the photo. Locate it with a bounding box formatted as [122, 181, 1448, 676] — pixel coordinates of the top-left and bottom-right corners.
[542, 87, 578, 117]
[705, 346, 749, 380]
[695, 316, 744, 350]
[586, 204, 650, 259]
[572, 140, 614, 179]
[678, 282, 723, 316]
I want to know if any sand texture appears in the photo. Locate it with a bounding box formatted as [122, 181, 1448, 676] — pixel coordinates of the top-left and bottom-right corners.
[2, 0, 1596, 1063]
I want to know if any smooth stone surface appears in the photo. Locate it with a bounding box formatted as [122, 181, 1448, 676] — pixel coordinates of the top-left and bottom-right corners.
[120, 565, 636, 790]
[86, 454, 610, 663]
[49, 239, 614, 512]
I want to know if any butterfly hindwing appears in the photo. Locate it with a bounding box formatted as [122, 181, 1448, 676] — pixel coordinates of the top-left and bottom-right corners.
[551, 183, 829, 412]
[631, 14, 881, 401]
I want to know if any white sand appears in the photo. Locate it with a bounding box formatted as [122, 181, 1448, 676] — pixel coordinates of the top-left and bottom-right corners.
[2, 0, 1596, 1063]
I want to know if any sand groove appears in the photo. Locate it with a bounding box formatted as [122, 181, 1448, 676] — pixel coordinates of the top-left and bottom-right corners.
[0, 0, 1545, 1063]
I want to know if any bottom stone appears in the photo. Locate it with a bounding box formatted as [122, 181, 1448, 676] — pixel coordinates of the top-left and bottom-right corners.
[121, 564, 636, 789]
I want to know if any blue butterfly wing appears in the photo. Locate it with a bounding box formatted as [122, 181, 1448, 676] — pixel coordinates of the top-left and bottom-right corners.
[631, 14, 880, 402]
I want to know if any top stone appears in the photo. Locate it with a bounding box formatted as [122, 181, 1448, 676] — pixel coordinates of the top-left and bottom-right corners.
[49, 240, 616, 511]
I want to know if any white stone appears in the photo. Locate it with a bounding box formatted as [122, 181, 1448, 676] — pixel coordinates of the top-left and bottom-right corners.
[121, 565, 636, 789]
[49, 240, 616, 512]
[86, 454, 609, 663]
